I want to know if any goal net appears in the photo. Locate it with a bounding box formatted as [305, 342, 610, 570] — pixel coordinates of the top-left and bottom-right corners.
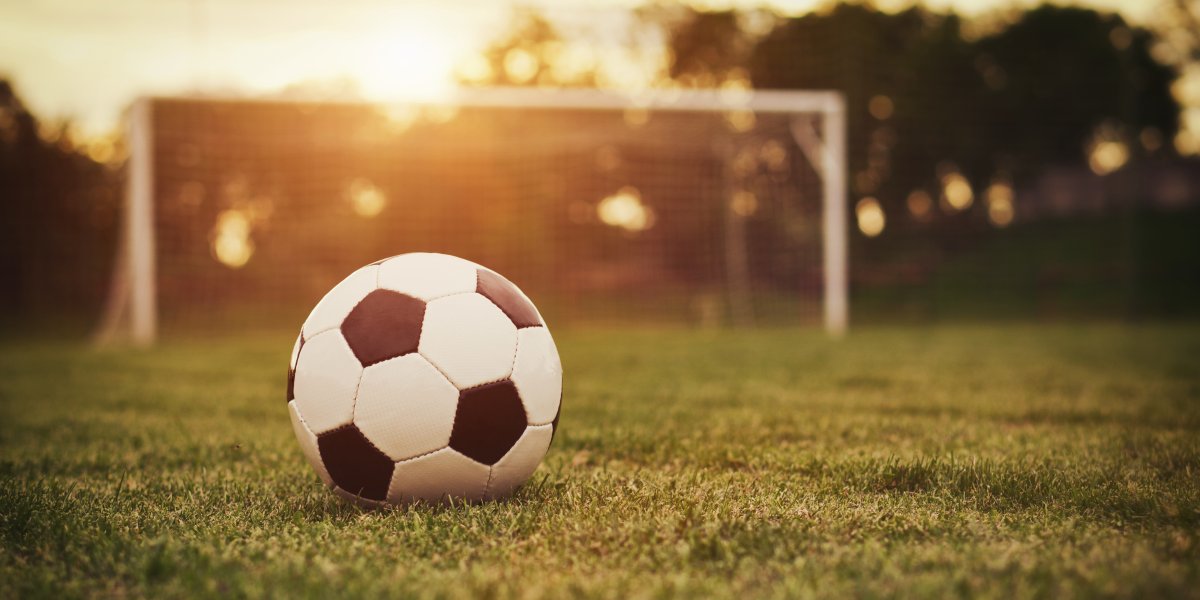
[98, 87, 846, 343]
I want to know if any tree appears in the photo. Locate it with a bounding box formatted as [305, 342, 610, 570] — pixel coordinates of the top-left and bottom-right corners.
[0, 80, 119, 323]
[976, 6, 1178, 174]
[659, 9, 753, 85]
[661, 3, 1181, 225]
[461, 9, 596, 87]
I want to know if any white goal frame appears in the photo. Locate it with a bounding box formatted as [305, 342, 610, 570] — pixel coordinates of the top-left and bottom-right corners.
[96, 87, 847, 345]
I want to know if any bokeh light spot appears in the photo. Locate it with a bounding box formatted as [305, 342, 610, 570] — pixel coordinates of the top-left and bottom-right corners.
[347, 178, 387, 218]
[856, 197, 885, 237]
[549, 43, 597, 84]
[941, 172, 973, 211]
[86, 138, 116, 164]
[1087, 123, 1130, 175]
[907, 189, 933, 220]
[381, 103, 421, 133]
[456, 54, 493, 84]
[730, 190, 758, 217]
[760, 140, 788, 172]
[868, 95, 894, 120]
[725, 109, 756, 132]
[423, 104, 459, 125]
[504, 48, 539, 84]
[719, 69, 753, 107]
[597, 187, 654, 232]
[623, 107, 649, 128]
[211, 209, 254, 268]
[1176, 129, 1200, 156]
[986, 181, 1015, 228]
[1089, 140, 1129, 175]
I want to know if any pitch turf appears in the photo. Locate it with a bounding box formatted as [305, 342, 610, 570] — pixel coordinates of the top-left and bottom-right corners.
[1, 324, 1198, 598]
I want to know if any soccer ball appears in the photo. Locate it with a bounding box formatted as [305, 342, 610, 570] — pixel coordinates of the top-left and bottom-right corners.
[286, 253, 562, 506]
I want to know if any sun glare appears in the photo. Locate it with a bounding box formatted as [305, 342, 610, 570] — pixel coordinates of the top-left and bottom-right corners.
[351, 28, 458, 102]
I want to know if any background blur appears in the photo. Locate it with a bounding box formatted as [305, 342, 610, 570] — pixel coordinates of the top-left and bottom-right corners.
[2, 0, 1198, 336]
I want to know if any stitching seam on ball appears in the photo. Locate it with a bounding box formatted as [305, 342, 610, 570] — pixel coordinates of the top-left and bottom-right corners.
[508, 328, 522, 386]
[349, 365, 366, 421]
[298, 324, 342, 345]
[290, 401, 320, 437]
[393, 445, 451, 466]
[417, 350, 458, 389]
[457, 376, 513, 394]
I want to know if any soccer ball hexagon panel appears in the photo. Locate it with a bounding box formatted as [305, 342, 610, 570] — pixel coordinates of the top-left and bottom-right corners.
[287, 253, 562, 506]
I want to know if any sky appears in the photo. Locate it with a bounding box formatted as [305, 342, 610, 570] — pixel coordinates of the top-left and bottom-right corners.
[0, 0, 1177, 138]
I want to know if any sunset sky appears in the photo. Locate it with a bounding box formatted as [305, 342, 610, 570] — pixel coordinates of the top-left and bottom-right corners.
[0, 0, 1181, 138]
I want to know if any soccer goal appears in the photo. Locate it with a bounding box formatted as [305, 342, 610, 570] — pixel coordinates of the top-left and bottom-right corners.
[96, 87, 846, 345]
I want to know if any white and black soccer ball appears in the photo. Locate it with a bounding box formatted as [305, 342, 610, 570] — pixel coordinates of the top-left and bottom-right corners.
[286, 253, 562, 506]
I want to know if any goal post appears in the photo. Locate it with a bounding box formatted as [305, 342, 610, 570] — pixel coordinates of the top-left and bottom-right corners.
[96, 87, 847, 344]
[96, 98, 157, 346]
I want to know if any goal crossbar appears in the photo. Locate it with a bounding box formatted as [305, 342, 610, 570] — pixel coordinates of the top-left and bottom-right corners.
[147, 86, 843, 114]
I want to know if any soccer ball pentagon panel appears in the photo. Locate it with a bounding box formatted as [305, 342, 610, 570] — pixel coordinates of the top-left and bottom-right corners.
[286, 253, 562, 507]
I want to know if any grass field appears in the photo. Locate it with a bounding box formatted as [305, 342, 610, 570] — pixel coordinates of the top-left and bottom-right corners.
[2, 324, 1198, 598]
